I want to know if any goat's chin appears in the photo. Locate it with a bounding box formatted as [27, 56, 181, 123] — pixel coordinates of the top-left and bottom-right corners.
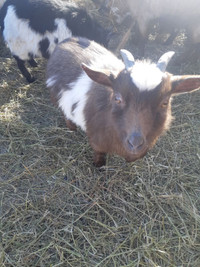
[123, 147, 149, 162]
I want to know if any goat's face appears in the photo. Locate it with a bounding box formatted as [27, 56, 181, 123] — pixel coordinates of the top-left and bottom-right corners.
[103, 71, 172, 161]
[83, 50, 200, 163]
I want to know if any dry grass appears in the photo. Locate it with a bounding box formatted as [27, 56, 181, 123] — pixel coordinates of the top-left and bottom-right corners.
[0, 2, 200, 266]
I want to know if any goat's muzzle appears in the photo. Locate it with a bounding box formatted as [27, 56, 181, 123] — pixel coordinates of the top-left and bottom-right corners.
[125, 132, 148, 156]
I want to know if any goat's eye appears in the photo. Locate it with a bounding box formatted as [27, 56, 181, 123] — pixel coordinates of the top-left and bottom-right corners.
[160, 102, 168, 108]
[114, 93, 122, 104]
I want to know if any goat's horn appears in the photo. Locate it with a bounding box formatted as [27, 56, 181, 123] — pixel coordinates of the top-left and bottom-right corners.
[120, 49, 135, 70]
[157, 51, 175, 72]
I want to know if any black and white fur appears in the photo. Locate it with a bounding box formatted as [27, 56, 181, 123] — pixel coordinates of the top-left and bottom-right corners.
[0, 0, 110, 83]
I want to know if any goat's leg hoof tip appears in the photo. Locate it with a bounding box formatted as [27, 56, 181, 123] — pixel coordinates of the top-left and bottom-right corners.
[93, 152, 106, 168]
[27, 77, 36, 83]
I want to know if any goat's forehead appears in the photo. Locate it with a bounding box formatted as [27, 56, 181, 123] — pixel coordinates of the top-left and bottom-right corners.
[130, 61, 166, 91]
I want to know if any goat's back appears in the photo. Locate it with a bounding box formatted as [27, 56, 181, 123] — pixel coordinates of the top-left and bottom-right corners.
[46, 37, 124, 98]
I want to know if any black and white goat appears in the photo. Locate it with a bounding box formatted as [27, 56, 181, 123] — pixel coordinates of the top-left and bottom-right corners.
[46, 37, 200, 167]
[0, 0, 111, 83]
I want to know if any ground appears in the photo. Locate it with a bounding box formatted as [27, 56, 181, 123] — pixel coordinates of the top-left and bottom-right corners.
[0, 1, 200, 266]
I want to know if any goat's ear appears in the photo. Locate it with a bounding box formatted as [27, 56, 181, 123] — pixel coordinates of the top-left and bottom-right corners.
[171, 75, 200, 94]
[81, 63, 114, 87]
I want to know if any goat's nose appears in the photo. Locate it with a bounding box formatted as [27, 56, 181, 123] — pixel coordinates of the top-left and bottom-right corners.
[127, 132, 145, 151]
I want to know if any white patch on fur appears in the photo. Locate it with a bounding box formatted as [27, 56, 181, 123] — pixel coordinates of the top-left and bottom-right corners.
[58, 72, 92, 131]
[130, 61, 165, 91]
[48, 18, 72, 54]
[46, 76, 57, 87]
[3, 6, 72, 60]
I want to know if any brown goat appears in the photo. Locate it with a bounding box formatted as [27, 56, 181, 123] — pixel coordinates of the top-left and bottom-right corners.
[46, 37, 200, 167]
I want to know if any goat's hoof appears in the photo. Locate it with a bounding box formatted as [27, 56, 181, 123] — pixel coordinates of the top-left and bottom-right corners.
[27, 76, 36, 83]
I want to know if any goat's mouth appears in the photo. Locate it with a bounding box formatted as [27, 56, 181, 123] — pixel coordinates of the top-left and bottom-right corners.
[124, 147, 149, 162]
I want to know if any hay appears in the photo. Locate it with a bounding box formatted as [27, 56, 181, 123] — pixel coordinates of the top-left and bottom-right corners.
[0, 2, 200, 266]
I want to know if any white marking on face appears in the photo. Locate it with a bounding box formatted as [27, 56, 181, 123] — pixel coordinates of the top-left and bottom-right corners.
[3, 6, 72, 60]
[58, 72, 92, 131]
[46, 76, 57, 87]
[130, 61, 165, 91]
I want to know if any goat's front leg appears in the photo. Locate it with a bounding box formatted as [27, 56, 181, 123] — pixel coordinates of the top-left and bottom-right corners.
[66, 119, 77, 131]
[28, 58, 38, 67]
[93, 151, 106, 167]
[13, 55, 35, 83]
